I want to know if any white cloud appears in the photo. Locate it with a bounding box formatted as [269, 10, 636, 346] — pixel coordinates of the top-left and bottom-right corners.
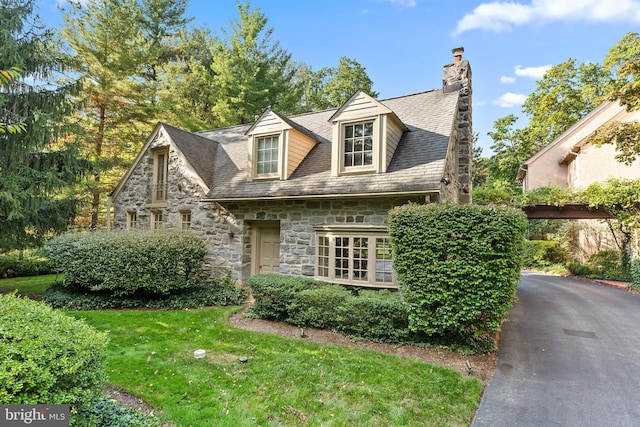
[473, 100, 488, 107]
[500, 76, 516, 84]
[455, 0, 640, 34]
[514, 64, 552, 79]
[494, 92, 527, 108]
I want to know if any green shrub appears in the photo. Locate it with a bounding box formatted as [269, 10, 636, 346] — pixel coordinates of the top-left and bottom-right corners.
[337, 289, 410, 342]
[43, 275, 246, 310]
[81, 397, 161, 427]
[0, 248, 53, 277]
[388, 203, 527, 352]
[567, 250, 629, 281]
[522, 240, 566, 267]
[566, 260, 595, 278]
[44, 230, 207, 296]
[587, 250, 626, 280]
[248, 274, 321, 320]
[631, 258, 640, 290]
[287, 285, 354, 329]
[0, 293, 109, 425]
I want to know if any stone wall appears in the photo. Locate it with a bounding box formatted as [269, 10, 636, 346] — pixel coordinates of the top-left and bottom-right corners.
[112, 131, 243, 279]
[220, 196, 423, 283]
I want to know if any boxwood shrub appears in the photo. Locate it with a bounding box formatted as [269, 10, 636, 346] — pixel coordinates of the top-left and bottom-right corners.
[248, 274, 322, 320]
[44, 230, 207, 296]
[0, 293, 109, 424]
[287, 285, 354, 329]
[336, 290, 410, 342]
[388, 203, 527, 351]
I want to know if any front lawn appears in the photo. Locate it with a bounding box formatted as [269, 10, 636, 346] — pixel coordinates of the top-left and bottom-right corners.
[0, 274, 57, 296]
[69, 307, 483, 426]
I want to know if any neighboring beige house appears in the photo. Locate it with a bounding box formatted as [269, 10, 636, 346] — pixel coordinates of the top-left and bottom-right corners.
[518, 100, 640, 190]
[109, 48, 473, 286]
[518, 100, 640, 260]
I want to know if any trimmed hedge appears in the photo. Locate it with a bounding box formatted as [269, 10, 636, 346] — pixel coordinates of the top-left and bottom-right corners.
[0, 248, 53, 278]
[44, 230, 207, 296]
[287, 285, 354, 329]
[248, 274, 323, 320]
[336, 290, 410, 342]
[388, 203, 527, 350]
[249, 274, 413, 344]
[0, 293, 109, 425]
[42, 277, 246, 310]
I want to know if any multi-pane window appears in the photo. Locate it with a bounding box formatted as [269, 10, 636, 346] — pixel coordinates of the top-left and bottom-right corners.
[343, 121, 374, 168]
[256, 135, 279, 175]
[151, 211, 163, 230]
[127, 212, 138, 230]
[179, 211, 192, 231]
[152, 149, 169, 202]
[316, 233, 394, 287]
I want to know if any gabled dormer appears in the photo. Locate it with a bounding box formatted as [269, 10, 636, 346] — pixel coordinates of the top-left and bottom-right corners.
[328, 91, 408, 176]
[245, 109, 318, 181]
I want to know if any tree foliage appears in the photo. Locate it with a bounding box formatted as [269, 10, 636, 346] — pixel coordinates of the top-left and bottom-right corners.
[61, 0, 192, 228]
[588, 32, 640, 163]
[302, 56, 379, 111]
[0, 0, 87, 250]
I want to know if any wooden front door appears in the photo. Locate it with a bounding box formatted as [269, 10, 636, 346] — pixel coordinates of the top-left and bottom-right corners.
[257, 225, 280, 274]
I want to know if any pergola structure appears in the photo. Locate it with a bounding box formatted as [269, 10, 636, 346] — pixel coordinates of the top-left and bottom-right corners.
[522, 203, 614, 220]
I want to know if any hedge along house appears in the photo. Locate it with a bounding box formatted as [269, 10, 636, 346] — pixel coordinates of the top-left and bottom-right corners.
[108, 47, 473, 287]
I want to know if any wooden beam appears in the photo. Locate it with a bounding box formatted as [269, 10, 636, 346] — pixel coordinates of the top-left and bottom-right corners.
[522, 203, 615, 220]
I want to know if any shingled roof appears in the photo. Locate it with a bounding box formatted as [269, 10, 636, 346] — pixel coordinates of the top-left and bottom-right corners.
[161, 123, 219, 188]
[196, 89, 459, 201]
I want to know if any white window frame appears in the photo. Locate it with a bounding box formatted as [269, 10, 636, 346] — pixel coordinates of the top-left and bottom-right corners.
[339, 118, 378, 174]
[254, 134, 280, 179]
[316, 230, 395, 288]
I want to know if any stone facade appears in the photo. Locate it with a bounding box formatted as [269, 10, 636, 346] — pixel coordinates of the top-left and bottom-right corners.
[442, 48, 473, 204]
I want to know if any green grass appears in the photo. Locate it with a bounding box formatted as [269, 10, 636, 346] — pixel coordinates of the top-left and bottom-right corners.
[69, 307, 483, 427]
[0, 274, 57, 295]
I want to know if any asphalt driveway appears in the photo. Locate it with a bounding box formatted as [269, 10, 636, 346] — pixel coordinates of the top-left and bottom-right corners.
[472, 272, 640, 427]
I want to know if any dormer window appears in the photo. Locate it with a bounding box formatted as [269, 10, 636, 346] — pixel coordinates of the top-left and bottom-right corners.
[329, 91, 408, 177]
[256, 135, 279, 176]
[344, 121, 374, 168]
[246, 109, 318, 181]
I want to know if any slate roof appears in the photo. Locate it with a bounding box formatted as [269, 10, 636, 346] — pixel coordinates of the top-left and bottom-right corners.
[194, 89, 459, 201]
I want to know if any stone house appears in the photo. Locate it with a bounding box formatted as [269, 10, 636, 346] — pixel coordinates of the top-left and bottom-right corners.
[518, 100, 640, 259]
[108, 48, 473, 286]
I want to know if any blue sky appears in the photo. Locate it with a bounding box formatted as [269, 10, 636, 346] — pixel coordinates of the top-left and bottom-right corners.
[39, 0, 640, 154]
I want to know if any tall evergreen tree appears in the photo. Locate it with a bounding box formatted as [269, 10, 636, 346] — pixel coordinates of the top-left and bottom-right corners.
[0, 0, 86, 249]
[208, 1, 298, 126]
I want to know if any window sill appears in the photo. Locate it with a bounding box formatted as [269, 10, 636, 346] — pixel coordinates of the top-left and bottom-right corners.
[146, 201, 168, 208]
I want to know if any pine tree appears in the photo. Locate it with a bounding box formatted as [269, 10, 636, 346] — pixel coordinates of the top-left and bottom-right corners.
[0, 0, 86, 249]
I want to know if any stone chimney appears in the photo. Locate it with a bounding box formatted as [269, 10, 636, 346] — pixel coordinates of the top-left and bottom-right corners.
[442, 47, 472, 204]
